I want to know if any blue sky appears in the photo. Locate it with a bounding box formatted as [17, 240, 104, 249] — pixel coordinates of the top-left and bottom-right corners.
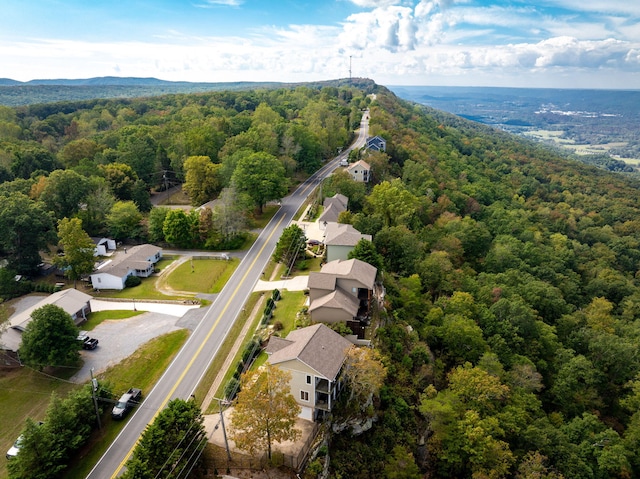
[1, 0, 639, 88]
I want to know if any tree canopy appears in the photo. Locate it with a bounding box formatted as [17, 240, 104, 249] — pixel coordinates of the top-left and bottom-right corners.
[19, 304, 80, 370]
[53, 217, 95, 287]
[231, 151, 288, 213]
[230, 364, 301, 459]
[122, 398, 206, 479]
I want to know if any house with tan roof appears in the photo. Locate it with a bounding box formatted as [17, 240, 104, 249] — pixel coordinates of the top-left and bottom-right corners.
[0, 288, 92, 352]
[324, 223, 372, 262]
[265, 323, 353, 421]
[307, 258, 377, 338]
[90, 244, 162, 290]
[347, 159, 371, 183]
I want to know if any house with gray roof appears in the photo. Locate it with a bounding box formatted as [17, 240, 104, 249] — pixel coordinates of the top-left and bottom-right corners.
[308, 258, 377, 338]
[318, 193, 348, 228]
[0, 288, 92, 352]
[324, 223, 372, 262]
[90, 244, 162, 290]
[265, 323, 353, 421]
[366, 135, 386, 152]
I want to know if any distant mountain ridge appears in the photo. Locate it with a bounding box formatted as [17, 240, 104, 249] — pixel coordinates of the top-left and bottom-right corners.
[0, 76, 376, 106]
[0, 76, 269, 87]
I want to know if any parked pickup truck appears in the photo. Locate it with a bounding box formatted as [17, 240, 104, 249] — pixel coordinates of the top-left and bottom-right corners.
[111, 388, 142, 419]
[77, 331, 99, 350]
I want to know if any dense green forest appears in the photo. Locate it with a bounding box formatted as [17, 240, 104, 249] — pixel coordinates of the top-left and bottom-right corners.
[0, 79, 374, 282]
[326, 89, 640, 478]
[2, 79, 640, 478]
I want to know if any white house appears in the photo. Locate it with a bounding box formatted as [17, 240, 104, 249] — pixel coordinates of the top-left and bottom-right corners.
[265, 323, 353, 421]
[0, 288, 92, 352]
[92, 237, 117, 256]
[90, 244, 162, 290]
[347, 160, 371, 183]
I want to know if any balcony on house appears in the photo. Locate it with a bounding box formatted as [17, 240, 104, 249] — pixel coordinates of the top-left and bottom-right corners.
[315, 392, 331, 411]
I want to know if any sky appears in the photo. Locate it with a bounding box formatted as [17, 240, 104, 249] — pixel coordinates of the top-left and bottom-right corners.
[1, 0, 639, 89]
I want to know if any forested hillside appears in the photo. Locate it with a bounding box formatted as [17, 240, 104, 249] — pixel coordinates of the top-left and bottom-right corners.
[2, 79, 640, 478]
[0, 80, 374, 285]
[327, 89, 640, 478]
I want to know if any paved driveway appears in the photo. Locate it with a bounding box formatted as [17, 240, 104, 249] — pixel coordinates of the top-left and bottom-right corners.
[72, 300, 203, 384]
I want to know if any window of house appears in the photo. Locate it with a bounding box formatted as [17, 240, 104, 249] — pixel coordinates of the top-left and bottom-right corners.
[306, 375, 312, 384]
[352, 287, 357, 293]
[300, 391, 309, 401]
[97, 277, 101, 283]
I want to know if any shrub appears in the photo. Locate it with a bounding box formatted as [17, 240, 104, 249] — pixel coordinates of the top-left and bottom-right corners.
[272, 288, 281, 301]
[265, 297, 275, 313]
[125, 275, 141, 288]
[224, 377, 240, 400]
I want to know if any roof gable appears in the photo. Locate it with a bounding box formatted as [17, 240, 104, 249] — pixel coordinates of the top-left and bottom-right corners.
[309, 288, 359, 316]
[324, 223, 372, 246]
[93, 244, 161, 278]
[347, 159, 371, 172]
[319, 258, 377, 289]
[9, 288, 92, 331]
[266, 324, 353, 380]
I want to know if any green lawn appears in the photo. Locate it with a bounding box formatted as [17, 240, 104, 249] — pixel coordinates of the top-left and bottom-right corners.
[0, 368, 79, 479]
[166, 257, 239, 293]
[270, 290, 306, 334]
[81, 310, 144, 330]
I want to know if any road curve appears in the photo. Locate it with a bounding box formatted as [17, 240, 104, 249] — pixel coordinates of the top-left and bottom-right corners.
[86, 111, 369, 478]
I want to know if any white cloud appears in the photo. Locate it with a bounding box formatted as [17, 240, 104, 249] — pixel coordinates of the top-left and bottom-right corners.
[348, 0, 402, 7]
[194, 0, 243, 8]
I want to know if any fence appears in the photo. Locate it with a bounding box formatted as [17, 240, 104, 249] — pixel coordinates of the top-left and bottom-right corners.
[208, 421, 320, 474]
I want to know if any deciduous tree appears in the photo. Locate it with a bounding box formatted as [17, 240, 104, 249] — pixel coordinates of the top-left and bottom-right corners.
[0, 192, 55, 274]
[348, 239, 383, 273]
[38, 169, 92, 220]
[53, 217, 96, 288]
[342, 346, 387, 407]
[230, 364, 301, 459]
[19, 304, 80, 370]
[182, 155, 223, 206]
[231, 151, 288, 214]
[106, 200, 143, 241]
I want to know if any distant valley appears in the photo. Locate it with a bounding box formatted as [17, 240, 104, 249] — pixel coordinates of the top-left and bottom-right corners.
[390, 85, 640, 164]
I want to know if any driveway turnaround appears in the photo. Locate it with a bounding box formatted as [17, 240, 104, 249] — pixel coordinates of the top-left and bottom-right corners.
[71, 301, 202, 384]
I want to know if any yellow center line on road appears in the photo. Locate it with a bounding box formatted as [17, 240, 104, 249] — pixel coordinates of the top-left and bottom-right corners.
[110, 212, 288, 478]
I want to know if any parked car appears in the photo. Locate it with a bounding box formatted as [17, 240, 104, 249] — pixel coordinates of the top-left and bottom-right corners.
[111, 388, 142, 419]
[77, 331, 99, 350]
[6, 422, 43, 459]
[339, 159, 349, 167]
[307, 239, 322, 246]
[6, 435, 23, 459]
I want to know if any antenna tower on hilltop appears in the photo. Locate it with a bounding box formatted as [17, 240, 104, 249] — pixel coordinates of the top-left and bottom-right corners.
[349, 56, 352, 84]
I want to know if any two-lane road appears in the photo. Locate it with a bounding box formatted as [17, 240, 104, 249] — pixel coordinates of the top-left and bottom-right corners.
[87, 111, 370, 478]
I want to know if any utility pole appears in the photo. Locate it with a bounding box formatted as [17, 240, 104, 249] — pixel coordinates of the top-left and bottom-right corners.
[90, 368, 101, 429]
